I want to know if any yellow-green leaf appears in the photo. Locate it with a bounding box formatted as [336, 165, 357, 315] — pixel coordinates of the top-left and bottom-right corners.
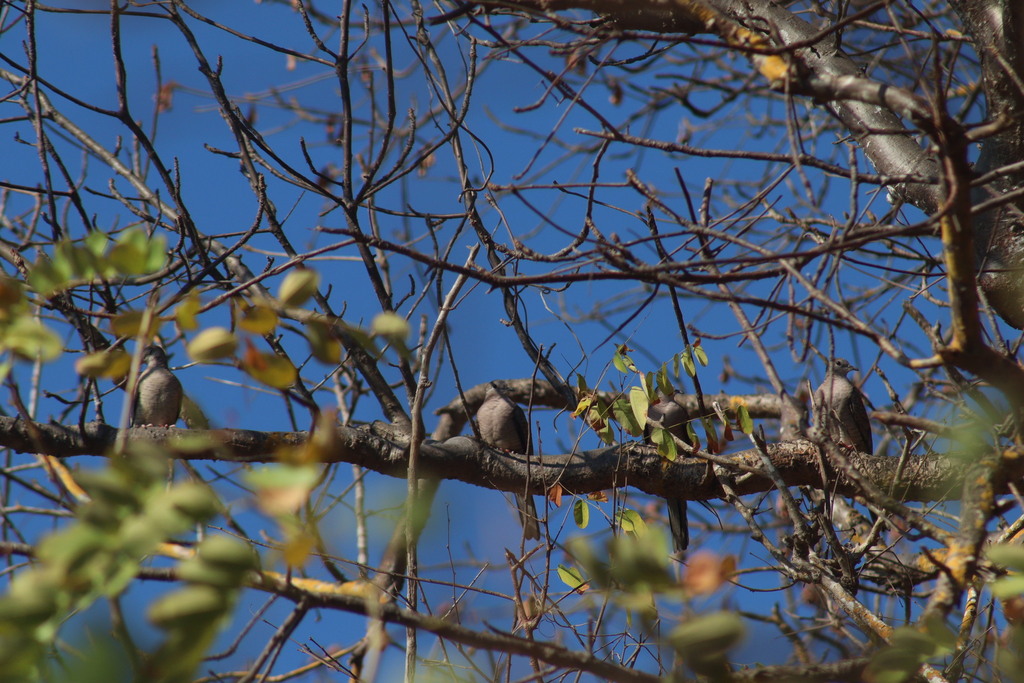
[108, 231, 149, 275]
[991, 576, 1024, 599]
[306, 320, 341, 364]
[693, 343, 709, 366]
[737, 404, 753, 434]
[573, 499, 590, 528]
[4, 318, 62, 361]
[371, 311, 409, 340]
[84, 229, 108, 257]
[26, 258, 67, 296]
[572, 395, 593, 419]
[242, 350, 297, 389]
[681, 349, 696, 377]
[75, 349, 132, 379]
[278, 268, 319, 307]
[187, 327, 237, 362]
[237, 301, 278, 335]
[141, 233, 168, 273]
[57, 240, 99, 280]
[109, 228, 167, 275]
[988, 544, 1024, 572]
[111, 310, 159, 338]
[175, 293, 202, 331]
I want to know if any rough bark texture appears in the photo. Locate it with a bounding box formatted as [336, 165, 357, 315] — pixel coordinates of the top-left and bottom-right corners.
[952, 0, 1024, 327]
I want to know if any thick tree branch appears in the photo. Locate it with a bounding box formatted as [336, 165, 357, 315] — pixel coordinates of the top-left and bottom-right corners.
[2, 415, 1010, 507]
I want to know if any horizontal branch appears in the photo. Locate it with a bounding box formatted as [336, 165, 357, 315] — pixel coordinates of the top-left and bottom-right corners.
[0, 416, 1003, 504]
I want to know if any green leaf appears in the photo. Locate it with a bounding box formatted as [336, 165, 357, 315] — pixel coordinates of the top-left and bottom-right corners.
[641, 371, 655, 396]
[162, 482, 221, 522]
[670, 612, 746, 671]
[0, 582, 59, 631]
[4, 317, 62, 361]
[245, 464, 321, 490]
[617, 508, 648, 536]
[608, 531, 672, 592]
[612, 351, 629, 373]
[36, 525, 109, 575]
[737, 404, 753, 434]
[920, 616, 956, 656]
[178, 536, 258, 587]
[573, 499, 590, 528]
[681, 348, 696, 377]
[84, 229, 108, 256]
[56, 240, 96, 280]
[566, 537, 611, 588]
[612, 398, 643, 437]
[141, 232, 168, 273]
[686, 422, 698, 445]
[654, 364, 672, 396]
[866, 633, 931, 683]
[693, 343, 709, 366]
[991, 575, 1024, 599]
[629, 386, 649, 433]
[108, 230, 151, 275]
[702, 417, 720, 454]
[196, 535, 259, 572]
[988, 544, 1024, 572]
[557, 564, 587, 591]
[371, 311, 411, 358]
[148, 585, 230, 630]
[650, 426, 678, 461]
[890, 627, 939, 658]
[26, 258, 67, 296]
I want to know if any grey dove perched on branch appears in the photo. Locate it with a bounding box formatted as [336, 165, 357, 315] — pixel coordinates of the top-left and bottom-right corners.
[646, 392, 691, 553]
[132, 345, 183, 427]
[814, 358, 872, 453]
[477, 382, 540, 540]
